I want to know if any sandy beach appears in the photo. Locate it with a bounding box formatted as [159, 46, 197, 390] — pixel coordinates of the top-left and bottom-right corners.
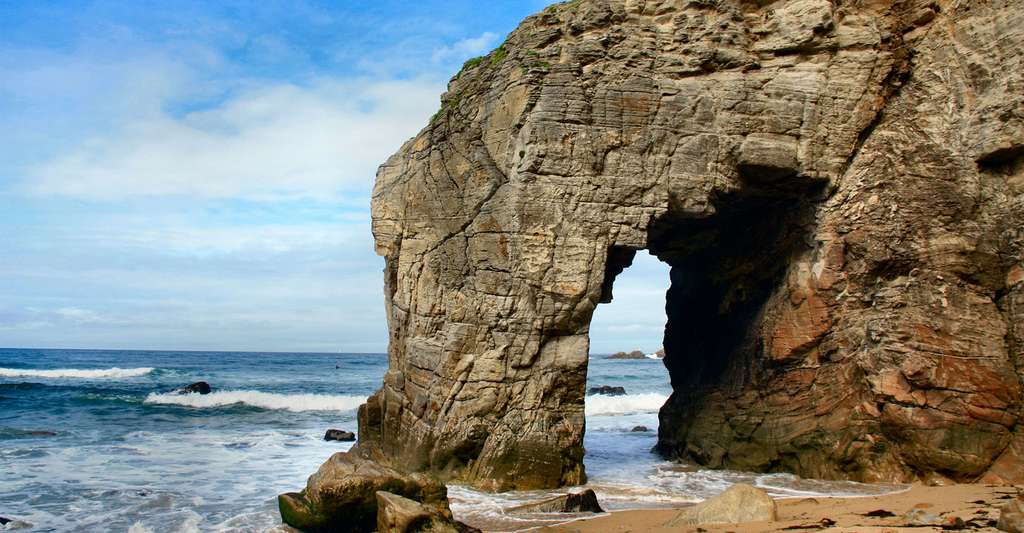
[539, 484, 1017, 532]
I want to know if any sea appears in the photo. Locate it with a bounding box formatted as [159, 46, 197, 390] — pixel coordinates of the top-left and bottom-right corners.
[0, 348, 903, 532]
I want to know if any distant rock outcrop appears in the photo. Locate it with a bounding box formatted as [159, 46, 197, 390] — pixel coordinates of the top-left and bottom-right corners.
[355, 0, 1024, 490]
[587, 385, 626, 396]
[607, 350, 647, 360]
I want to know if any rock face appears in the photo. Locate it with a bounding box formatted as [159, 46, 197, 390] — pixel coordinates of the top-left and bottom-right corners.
[666, 484, 777, 526]
[278, 452, 450, 532]
[363, 0, 1024, 489]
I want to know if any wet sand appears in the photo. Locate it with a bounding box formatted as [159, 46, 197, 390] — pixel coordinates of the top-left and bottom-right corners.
[538, 484, 1016, 532]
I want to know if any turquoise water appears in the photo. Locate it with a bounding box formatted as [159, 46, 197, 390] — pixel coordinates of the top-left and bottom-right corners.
[0, 348, 899, 532]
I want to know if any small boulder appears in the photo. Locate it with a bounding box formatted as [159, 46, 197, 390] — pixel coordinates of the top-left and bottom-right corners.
[631, 425, 649, 432]
[177, 381, 211, 395]
[324, 429, 356, 442]
[509, 489, 604, 514]
[278, 452, 449, 533]
[999, 498, 1024, 533]
[903, 508, 939, 526]
[587, 385, 626, 396]
[665, 484, 777, 526]
[376, 491, 480, 533]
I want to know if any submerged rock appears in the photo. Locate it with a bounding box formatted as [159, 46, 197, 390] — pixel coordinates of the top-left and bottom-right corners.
[0, 517, 32, 530]
[177, 382, 211, 395]
[631, 426, 649, 433]
[324, 429, 356, 442]
[278, 452, 449, 532]
[376, 491, 480, 533]
[665, 484, 776, 526]
[359, 0, 1024, 489]
[509, 489, 604, 514]
[587, 385, 626, 396]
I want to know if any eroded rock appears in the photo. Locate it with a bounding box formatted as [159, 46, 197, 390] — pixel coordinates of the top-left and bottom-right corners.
[361, 0, 1024, 489]
[508, 489, 604, 514]
[278, 452, 449, 532]
[376, 491, 480, 533]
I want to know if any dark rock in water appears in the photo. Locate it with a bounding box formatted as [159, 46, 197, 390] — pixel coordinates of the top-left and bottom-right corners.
[376, 491, 480, 533]
[509, 489, 604, 514]
[631, 425, 649, 432]
[607, 350, 647, 360]
[26, 430, 57, 437]
[324, 429, 356, 442]
[177, 381, 211, 395]
[0, 516, 32, 530]
[588, 385, 626, 396]
[278, 452, 450, 532]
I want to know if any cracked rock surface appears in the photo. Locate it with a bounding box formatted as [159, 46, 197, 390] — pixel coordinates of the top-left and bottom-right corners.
[358, 0, 1024, 490]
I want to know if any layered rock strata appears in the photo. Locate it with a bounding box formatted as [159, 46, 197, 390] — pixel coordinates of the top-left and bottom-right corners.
[361, 0, 1024, 489]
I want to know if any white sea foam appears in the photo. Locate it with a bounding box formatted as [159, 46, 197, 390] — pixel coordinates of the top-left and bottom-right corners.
[0, 367, 154, 379]
[143, 390, 366, 412]
[585, 392, 668, 416]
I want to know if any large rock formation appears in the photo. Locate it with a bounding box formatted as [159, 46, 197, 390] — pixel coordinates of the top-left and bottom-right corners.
[361, 0, 1024, 490]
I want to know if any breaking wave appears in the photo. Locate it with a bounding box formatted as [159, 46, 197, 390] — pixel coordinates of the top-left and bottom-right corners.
[0, 367, 154, 379]
[585, 392, 668, 416]
[143, 390, 366, 412]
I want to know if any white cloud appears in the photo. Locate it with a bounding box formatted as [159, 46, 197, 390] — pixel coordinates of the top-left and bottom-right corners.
[21, 77, 442, 201]
[431, 32, 499, 63]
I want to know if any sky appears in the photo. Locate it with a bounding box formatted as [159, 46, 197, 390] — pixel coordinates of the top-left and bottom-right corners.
[0, 0, 670, 354]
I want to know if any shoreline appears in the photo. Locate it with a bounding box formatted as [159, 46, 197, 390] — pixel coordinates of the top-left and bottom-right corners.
[536, 483, 1016, 532]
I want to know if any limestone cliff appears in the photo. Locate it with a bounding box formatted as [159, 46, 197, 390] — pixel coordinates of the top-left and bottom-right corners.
[360, 0, 1024, 490]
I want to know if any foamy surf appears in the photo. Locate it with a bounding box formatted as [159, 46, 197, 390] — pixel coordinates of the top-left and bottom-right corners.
[585, 392, 668, 416]
[143, 390, 366, 412]
[0, 367, 154, 379]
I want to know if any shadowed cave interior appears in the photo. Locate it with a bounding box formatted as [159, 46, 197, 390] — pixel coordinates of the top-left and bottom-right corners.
[596, 176, 828, 463]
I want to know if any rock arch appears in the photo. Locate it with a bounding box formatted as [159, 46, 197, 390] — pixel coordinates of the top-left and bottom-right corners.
[358, 0, 1024, 490]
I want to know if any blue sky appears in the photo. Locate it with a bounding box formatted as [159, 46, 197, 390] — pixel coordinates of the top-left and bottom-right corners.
[0, 0, 669, 353]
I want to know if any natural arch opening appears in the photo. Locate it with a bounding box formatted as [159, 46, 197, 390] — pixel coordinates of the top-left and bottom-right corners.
[591, 175, 827, 472]
[585, 251, 672, 489]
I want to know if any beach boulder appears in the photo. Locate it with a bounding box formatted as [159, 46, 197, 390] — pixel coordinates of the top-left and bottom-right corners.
[665, 484, 777, 526]
[587, 385, 626, 396]
[177, 381, 211, 395]
[999, 498, 1024, 533]
[509, 489, 604, 514]
[607, 351, 647, 360]
[376, 491, 480, 533]
[278, 452, 450, 532]
[324, 429, 356, 442]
